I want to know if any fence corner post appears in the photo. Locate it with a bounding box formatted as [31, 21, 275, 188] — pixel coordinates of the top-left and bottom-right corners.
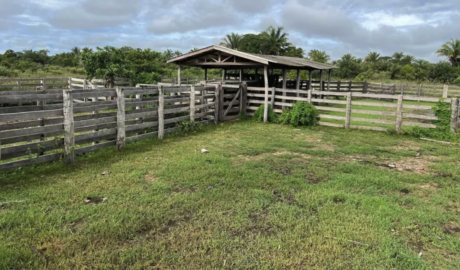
[214, 84, 220, 124]
[345, 92, 352, 129]
[63, 90, 75, 164]
[308, 90, 312, 104]
[158, 85, 165, 139]
[219, 84, 224, 121]
[396, 95, 404, 134]
[190, 85, 196, 122]
[451, 98, 459, 134]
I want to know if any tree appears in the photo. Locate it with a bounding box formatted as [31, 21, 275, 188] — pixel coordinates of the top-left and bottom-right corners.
[365, 52, 381, 63]
[284, 46, 304, 58]
[428, 61, 458, 83]
[399, 64, 415, 80]
[401, 55, 415, 65]
[392, 52, 404, 64]
[81, 46, 133, 88]
[238, 34, 264, 54]
[334, 53, 361, 79]
[71, 47, 81, 56]
[222, 33, 243, 50]
[308, 49, 330, 63]
[437, 39, 460, 67]
[260, 26, 290, 55]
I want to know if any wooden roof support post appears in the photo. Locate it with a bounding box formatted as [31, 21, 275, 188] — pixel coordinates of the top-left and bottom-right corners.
[204, 68, 208, 83]
[222, 69, 226, 82]
[309, 70, 313, 90]
[319, 70, 324, 91]
[327, 69, 332, 91]
[177, 64, 181, 86]
[264, 65, 269, 123]
[296, 69, 301, 97]
[239, 69, 243, 82]
[282, 69, 287, 110]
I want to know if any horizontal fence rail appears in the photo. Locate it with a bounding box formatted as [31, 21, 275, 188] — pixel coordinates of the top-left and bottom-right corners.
[0, 85, 217, 171]
[0, 77, 131, 92]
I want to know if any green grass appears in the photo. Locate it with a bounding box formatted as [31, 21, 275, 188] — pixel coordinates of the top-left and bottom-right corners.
[1, 121, 460, 269]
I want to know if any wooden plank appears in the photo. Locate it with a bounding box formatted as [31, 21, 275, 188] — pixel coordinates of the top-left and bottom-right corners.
[165, 115, 189, 125]
[319, 114, 346, 120]
[72, 90, 116, 99]
[403, 104, 433, 110]
[158, 85, 165, 139]
[0, 153, 61, 171]
[123, 88, 159, 96]
[351, 117, 394, 125]
[0, 124, 63, 139]
[311, 99, 347, 105]
[63, 90, 74, 164]
[352, 101, 397, 108]
[1, 139, 63, 160]
[0, 94, 63, 103]
[352, 109, 396, 116]
[116, 87, 125, 150]
[126, 132, 159, 143]
[318, 121, 344, 128]
[316, 106, 347, 113]
[74, 141, 116, 155]
[350, 125, 388, 131]
[75, 129, 117, 145]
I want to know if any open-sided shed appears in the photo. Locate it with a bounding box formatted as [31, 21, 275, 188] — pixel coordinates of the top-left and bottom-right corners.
[167, 45, 336, 122]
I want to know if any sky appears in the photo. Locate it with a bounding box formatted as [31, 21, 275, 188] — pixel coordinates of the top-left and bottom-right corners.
[0, 0, 459, 62]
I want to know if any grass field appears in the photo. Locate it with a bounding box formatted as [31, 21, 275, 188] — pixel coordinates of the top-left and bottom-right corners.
[1, 121, 460, 269]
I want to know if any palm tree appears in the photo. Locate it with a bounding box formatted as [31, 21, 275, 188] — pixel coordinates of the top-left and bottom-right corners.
[392, 52, 404, 63]
[308, 49, 330, 63]
[437, 39, 460, 66]
[401, 55, 415, 65]
[260, 26, 290, 55]
[365, 52, 381, 63]
[71, 47, 81, 56]
[222, 33, 243, 50]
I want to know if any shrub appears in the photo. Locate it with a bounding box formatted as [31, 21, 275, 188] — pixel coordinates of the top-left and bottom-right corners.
[254, 104, 277, 123]
[278, 102, 319, 127]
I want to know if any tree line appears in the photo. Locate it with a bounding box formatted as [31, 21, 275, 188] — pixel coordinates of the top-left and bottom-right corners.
[0, 26, 459, 86]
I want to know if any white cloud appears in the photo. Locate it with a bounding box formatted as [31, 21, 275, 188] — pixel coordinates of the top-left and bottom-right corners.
[360, 12, 425, 30]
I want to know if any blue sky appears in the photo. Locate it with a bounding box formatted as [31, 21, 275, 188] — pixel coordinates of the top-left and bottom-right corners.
[1, 0, 459, 62]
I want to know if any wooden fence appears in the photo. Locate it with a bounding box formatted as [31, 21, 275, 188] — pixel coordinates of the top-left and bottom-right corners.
[0, 85, 216, 171]
[239, 85, 459, 133]
[0, 77, 131, 91]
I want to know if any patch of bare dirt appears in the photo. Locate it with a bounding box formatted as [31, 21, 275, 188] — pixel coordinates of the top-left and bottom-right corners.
[443, 222, 460, 236]
[143, 174, 158, 182]
[305, 136, 336, 151]
[390, 141, 420, 151]
[445, 201, 460, 214]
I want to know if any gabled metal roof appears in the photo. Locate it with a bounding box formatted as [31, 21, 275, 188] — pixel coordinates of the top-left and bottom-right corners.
[167, 45, 336, 70]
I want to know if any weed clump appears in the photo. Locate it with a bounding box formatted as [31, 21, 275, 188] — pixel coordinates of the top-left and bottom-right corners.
[278, 102, 319, 127]
[254, 104, 277, 123]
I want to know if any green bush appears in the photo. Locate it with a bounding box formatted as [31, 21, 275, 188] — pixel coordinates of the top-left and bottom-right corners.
[406, 100, 460, 142]
[254, 104, 277, 123]
[278, 102, 319, 127]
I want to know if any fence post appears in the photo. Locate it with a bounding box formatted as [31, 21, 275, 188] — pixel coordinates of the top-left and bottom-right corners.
[214, 84, 220, 124]
[63, 90, 75, 164]
[241, 83, 247, 115]
[115, 87, 125, 150]
[396, 95, 403, 134]
[451, 98, 459, 134]
[345, 92, 352, 128]
[37, 83, 46, 156]
[271, 87, 276, 108]
[401, 84, 404, 95]
[68, 77, 71, 89]
[190, 85, 196, 122]
[363, 82, 368, 93]
[219, 84, 224, 121]
[348, 81, 352, 92]
[418, 84, 422, 96]
[308, 90, 312, 104]
[337, 81, 341, 92]
[443, 85, 449, 99]
[158, 85, 165, 139]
